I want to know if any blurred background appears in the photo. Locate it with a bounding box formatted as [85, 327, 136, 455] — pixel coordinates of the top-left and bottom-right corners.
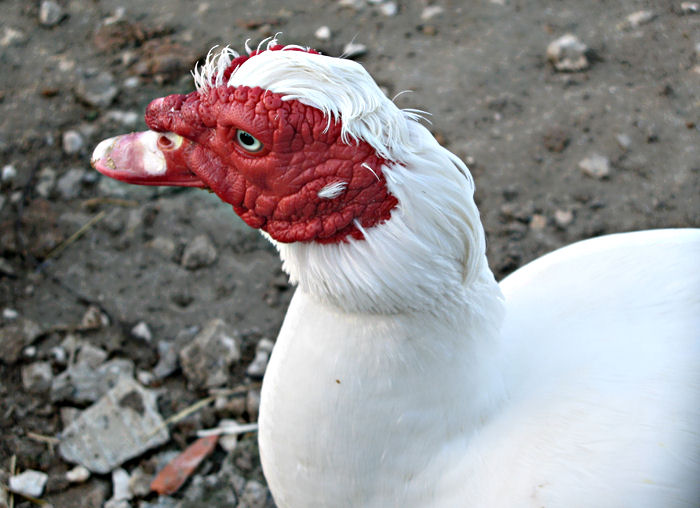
[0, 1, 698, 506]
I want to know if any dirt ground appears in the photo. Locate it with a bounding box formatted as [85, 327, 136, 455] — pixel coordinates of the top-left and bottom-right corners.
[0, 0, 698, 506]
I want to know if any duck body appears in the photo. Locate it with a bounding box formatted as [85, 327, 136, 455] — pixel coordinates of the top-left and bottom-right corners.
[259, 229, 700, 508]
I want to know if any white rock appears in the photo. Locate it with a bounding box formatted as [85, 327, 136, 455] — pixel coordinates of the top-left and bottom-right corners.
[246, 338, 274, 379]
[2, 307, 19, 319]
[62, 130, 84, 154]
[9, 469, 48, 498]
[0, 26, 27, 47]
[546, 34, 589, 72]
[21, 361, 53, 393]
[66, 465, 91, 483]
[618, 10, 656, 30]
[76, 343, 108, 368]
[179, 319, 241, 388]
[314, 26, 331, 41]
[380, 2, 398, 16]
[131, 321, 153, 342]
[181, 234, 218, 269]
[421, 5, 444, 20]
[680, 2, 699, 14]
[39, 0, 63, 26]
[2, 164, 17, 183]
[554, 209, 574, 228]
[111, 468, 132, 501]
[342, 41, 368, 59]
[616, 133, 632, 150]
[579, 154, 611, 179]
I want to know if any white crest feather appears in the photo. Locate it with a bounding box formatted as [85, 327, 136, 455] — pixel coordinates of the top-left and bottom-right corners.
[317, 181, 348, 199]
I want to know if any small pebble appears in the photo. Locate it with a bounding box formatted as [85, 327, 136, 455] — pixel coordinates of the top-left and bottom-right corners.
[66, 465, 91, 483]
[380, 2, 398, 16]
[529, 214, 547, 231]
[56, 168, 86, 199]
[343, 41, 368, 59]
[76, 343, 108, 368]
[105, 110, 140, 126]
[246, 338, 274, 379]
[182, 234, 218, 270]
[578, 154, 611, 179]
[615, 133, 632, 150]
[546, 34, 589, 72]
[80, 304, 109, 329]
[618, 10, 656, 30]
[39, 0, 64, 26]
[3, 307, 19, 319]
[680, 2, 699, 14]
[62, 130, 84, 154]
[131, 321, 153, 342]
[128, 466, 152, 497]
[238, 479, 268, 508]
[314, 26, 331, 41]
[75, 69, 119, 108]
[2, 164, 17, 183]
[9, 470, 48, 498]
[21, 361, 54, 393]
[246, 389, 261, 421]
[554, 209, 574, 228]
[421, 5, 444, 20]
[35, 166, 57, 198]
[111, 468, 132, 501]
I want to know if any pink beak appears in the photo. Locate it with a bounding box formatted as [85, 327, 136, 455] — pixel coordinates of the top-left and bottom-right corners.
[91, 130, 206, 188]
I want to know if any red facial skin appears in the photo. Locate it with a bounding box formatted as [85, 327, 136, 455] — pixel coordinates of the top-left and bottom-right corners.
[144, 85, 397, 244]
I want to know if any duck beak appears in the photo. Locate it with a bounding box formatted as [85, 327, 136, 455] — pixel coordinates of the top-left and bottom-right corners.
[91, 130, 206, 188]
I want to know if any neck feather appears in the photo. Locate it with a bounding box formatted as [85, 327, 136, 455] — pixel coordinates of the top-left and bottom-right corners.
[270, 121, 504, 321]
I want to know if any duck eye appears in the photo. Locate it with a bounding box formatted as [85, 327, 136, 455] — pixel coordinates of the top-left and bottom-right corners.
[236, 129, 263, 153]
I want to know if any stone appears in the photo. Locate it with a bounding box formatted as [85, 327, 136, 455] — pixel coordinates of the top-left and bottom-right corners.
[51, 358, 134, 404]
[179, 319, 241, 388]
[380, 2, 398, 16]
[529, 214, 547, 231]
[127, 466, 152, 497]
[76, 343, 108, 368]
[1, 164, 17, 183]
[0, 316, 42, 363]
[181, 234, 217, 269]
[617, 10, 656, 30]
[579, 154, 611, 179]
[314, 26, 331, 41]
[62, 130, 84, 154]
[554, 209, 574, 228]
[342, 42, 368, 59]
[2, 307, 19, 319]
[111, 468, 131, 501]
[615, 133, 632, 151]
[104, 500, 130, 508]
[105, 110, 140, 126]
[21, 361, 53, 393]
[131, 321, 153, 342]
[147, 236, 176, 260]
[421, 5, 444, 20]
[75, 69, 119, 108]
[56, 168, 86, 199]
[59, 377, 169, 474]
[0, 26, 27, 47]
[246, 338, 274, 379]
[238, 479, 269, 508]
[36, 166, 57, 198]
[246, 389, 261, 421]
[9, 469, 48, 498]
[80, 305, 109, 330]
[39, 0, 64, 26]
[680, 2, 699, 14]
[66, 465, 91, 483]
[546, 34, 589, 72]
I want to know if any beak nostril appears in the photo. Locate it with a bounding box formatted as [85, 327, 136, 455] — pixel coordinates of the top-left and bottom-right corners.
[158, 135, 174, 149]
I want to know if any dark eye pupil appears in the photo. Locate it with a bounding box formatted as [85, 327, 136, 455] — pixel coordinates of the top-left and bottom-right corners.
[239, 131, 255, 146]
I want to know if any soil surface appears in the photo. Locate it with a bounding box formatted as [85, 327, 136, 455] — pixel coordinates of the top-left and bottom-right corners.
[1, 0, 698, 507]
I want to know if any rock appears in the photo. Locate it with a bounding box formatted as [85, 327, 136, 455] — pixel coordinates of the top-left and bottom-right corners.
[104, 110, 140, 126]
[104, 500, 130, 508]
[0, 26, 28, 47]
[380, 2, 398, 16]
[529, 214, 547, 231]
[36, 166, 57, 198]
[66, 465, 91, 483]
[546, 34, 589, 72]
[314, 26, 331, 41]
[111, 468, 131, 501]
[246, 338, 274, 379]
[60, 406, 81, 427]
[542, 127, 570, 152]
[80, 305, 109, 330]
[56, 168, 86, 199]
[615, 133, 632, 150]
[51, 358, 135, 404]
[554, 209, 574, 228]
[131, 321, 153, 342]
[0, 316, 42, 363]
[617, 10, 656, 30]
[180, 319, 241, 388]
[2, 307, 19, 319]
[76, 343, 108, 368]
[238, 479, 269, 508]
[246, 389, 261, 421]
[127, 466, 152, 497]
[680, 2, 699, 14]
[579, 154, 611, 179]
[59, 377, 169, 474]
[62, 130, 84, 155]
[181, 234, 217, 269]
[147, 236, 177, 260]
[421, 5, 444, 20]
[139, 496, 180, 508]
[342, 42, 368, 59]
[1, 164, 17, 183]
[75, 69, 119, 108]
[9, 469, 48, 498]
[21, 361, 53, 393]
[39, 0, 64, 27]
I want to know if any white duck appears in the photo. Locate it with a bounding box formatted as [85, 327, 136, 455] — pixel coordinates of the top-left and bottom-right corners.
[91, 40, 700, 507]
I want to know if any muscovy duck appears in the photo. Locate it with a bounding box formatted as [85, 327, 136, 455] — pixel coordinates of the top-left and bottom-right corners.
[92, 40, 700, 507]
